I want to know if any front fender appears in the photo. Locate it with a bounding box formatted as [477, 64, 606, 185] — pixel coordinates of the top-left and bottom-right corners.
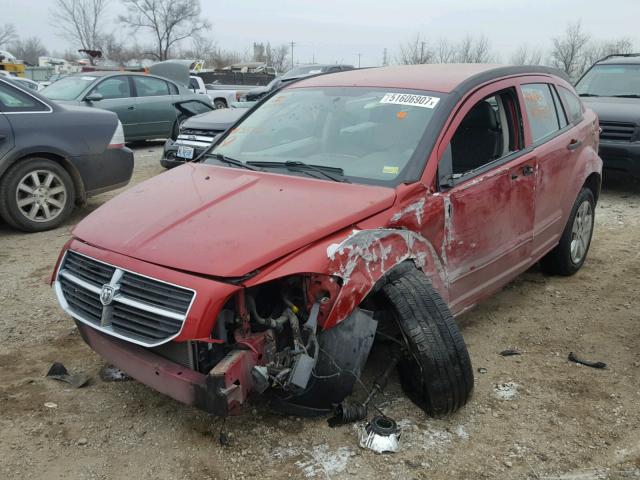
[323, 229, 447, 328]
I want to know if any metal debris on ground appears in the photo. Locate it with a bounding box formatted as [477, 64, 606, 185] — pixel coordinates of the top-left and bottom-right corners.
[568, 352, 607, 369]
[44, 402, 58, 409]
[46, 362, 90, 388]
[477, 367, 488, 374]
[99, 365, 131, 382]
[359, 415, 401, 453]
[499, 349, 521, 356]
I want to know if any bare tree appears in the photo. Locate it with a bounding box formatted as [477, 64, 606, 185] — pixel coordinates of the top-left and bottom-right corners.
[510, 44, 543, 65]
[0, 23, 17, 48]
[268, 44, 290, 73]
[119, 0, 211, 61]
[550, 21, 590, 80]
[456, 35, 492, 63]
[51, 0, 109, 56]
[398, 34, 434, 65]
[8, 37, 49, 65]
[435, 38, 456, 63]
[99, 33, 147, 65]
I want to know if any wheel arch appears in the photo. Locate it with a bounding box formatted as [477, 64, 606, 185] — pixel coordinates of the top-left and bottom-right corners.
[582, 171, 601, 203]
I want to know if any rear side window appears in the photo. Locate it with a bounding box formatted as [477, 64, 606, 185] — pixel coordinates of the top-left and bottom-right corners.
[0, 81, 49, 112]
[558, 86, 584, 124]
[91, 76, 131, 99]
[133, 76, 171, 97]
[521, 83, 560, 143]
[549, 86, 568, 129]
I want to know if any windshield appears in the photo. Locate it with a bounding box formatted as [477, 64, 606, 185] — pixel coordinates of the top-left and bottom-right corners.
[207, 87, 443, 184]
[576, 64, 640, 97]
[41, 75, 97, 100]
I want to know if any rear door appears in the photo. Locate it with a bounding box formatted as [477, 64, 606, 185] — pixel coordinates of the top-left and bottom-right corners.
[435, 82, 538, 313]
[86, 75, 137, 139]
[0, 112, 14, 159]
[131, 75, 178, 139]
[520, 82, 583, 258]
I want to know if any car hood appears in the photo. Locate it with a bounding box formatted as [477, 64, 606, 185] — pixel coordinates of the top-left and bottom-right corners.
[72, 164, 396, 277]
[182, 108, 245, 131]
[582, 97, 640, 125]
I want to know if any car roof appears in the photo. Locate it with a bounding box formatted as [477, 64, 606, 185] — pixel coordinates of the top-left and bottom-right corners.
[68, 71, 167, 78]
[291, 64, 567, 94]
[597, 54, 640, 65]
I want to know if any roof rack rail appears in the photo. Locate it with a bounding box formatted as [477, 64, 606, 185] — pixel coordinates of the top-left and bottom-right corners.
[596, 53, 640, 63]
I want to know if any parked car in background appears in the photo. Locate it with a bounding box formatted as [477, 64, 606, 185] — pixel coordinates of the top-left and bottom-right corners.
[40, 72, 208, 142]
[0, 77, 133, 232]
[162, 99, 246, 168]
[52, 64, 601, 418]
[576, 53, 640, 177]
[39, 73, 67, 89]
[10, 76, 41, 91]
[187, 75, 247, 109]
[242, 64, 354, 102]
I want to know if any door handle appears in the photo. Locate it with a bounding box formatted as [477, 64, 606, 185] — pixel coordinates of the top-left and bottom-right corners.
[127, 106, 135, 110]
[567, 139, 582, 151]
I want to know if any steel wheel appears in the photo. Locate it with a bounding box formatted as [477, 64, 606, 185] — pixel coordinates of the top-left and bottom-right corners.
[569, 200, 593, 264]
[15, 169, 68, 223]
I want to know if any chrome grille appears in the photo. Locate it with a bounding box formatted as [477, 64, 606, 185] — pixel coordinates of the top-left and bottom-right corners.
[599, 121, 637, 142]
[55, 251, 196, 347]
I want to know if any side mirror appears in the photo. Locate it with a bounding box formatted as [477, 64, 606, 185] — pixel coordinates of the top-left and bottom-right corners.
[84, 92, 103, 102]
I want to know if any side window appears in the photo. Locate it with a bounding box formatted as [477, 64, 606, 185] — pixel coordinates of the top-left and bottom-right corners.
[521, 83, 560, 143]
[444, 87, 524, 181]
[188, 78, 199, 91]
[133, 76, 171, 97]
[91, 76, 131, 99]
[558, 86, 584, 124]
[169, 82, 179, 95]
[0, 81, 49, 112]
[549, 85, 568, 129]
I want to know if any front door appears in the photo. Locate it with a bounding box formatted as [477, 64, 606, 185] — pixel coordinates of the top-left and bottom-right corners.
[0, 113, 13, 159]
[434, 85, 537, 314]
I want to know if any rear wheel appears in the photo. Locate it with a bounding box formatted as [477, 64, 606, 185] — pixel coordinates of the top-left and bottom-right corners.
[0, 158, 75, 232]
[380, 269, 474, 416]
[541, 188, 595, 276]
[214, 99, 227, 109]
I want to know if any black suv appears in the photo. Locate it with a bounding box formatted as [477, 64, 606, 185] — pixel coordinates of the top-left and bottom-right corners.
[576, 54, 640, 177]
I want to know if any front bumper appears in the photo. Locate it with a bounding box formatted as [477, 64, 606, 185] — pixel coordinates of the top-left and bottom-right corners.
[161, 137, 215, 169]
[599, 140, 640, 177]
[77, 321, 268, 415]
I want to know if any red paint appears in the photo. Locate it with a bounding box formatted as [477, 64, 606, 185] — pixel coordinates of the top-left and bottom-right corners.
[55, 66, 602, 412]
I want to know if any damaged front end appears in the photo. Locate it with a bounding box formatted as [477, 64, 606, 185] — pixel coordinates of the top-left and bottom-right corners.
[59, 253, 377, 416]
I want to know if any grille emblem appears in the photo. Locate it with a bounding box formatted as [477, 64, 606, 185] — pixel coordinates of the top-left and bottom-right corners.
[100, 284, 116, 306]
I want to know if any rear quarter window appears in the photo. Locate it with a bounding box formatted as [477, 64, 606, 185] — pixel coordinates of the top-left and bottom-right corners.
[0, 81, 49, 112]
[558, 86, 584, 124]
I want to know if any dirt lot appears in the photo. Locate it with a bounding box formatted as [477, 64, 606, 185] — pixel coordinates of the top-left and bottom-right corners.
[1, 144, 639, 480]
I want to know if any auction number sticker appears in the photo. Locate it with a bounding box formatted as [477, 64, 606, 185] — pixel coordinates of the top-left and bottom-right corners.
[380, 93, 440, 109]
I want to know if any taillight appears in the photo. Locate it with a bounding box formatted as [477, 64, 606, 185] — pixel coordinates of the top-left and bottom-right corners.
[235, 91, 243, 101]
[108, 120, 125, 149]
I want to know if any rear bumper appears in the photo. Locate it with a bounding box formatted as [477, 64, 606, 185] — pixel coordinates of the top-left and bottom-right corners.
[75, 147, 134, 196]
[599, 140, 640, 177]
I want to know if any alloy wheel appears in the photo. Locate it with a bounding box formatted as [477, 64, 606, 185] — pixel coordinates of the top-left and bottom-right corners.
[570, 200, 593, 264]
[15, 169, 68, 223]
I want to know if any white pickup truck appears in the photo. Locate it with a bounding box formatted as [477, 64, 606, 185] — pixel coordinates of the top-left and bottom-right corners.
[188, 75, 249, 109]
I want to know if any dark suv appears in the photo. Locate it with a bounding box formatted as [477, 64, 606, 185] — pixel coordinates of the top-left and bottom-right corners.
[576, 54, 640, 177]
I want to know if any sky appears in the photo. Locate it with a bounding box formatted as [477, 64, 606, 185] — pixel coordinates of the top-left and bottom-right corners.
[1, 0, 639, 67]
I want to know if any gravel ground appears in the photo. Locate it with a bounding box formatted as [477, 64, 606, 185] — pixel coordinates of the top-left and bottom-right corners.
[1, 144, 639, 480]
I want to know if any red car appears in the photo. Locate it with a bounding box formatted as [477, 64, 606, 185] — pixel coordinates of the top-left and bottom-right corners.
[52, 64, 602, 417]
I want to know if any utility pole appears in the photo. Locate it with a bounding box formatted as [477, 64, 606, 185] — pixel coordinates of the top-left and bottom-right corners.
[289, 41, 296, 68]
[382, 48, 388, 66]
[420, 41, 426, 63]
[357, 53, 362, 68]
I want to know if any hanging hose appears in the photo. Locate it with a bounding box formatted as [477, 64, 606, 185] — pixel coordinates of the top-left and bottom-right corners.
[246, 295, 290, 331]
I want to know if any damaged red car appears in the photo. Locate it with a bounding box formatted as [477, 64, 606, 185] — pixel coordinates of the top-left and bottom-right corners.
[52, 64, 602, 417]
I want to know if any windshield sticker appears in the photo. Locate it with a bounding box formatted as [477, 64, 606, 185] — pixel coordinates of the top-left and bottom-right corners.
[81, 76, 97, 81]
[396, 111, 408, 119]
[383, 166, 400, 174]
[380, 93, 440, 109]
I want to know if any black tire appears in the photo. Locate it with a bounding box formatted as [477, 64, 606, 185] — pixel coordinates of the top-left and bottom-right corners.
[540, 187, 595, 276]
[171, 115, 186, 140]
[214, 99, 227, 109]
[0, 158, 75, 233]
[380, 269, 473, 416]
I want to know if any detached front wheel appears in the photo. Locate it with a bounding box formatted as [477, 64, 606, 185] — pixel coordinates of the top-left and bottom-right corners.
[380, 269, 474, 416]
[0, 158, 75, 232]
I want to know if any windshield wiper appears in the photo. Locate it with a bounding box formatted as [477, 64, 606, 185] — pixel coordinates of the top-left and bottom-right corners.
[208, 153, 261, 171]
[578, 93, 600, 97]
[248, 160, 349, 183]
[611, 94, 640, 98]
